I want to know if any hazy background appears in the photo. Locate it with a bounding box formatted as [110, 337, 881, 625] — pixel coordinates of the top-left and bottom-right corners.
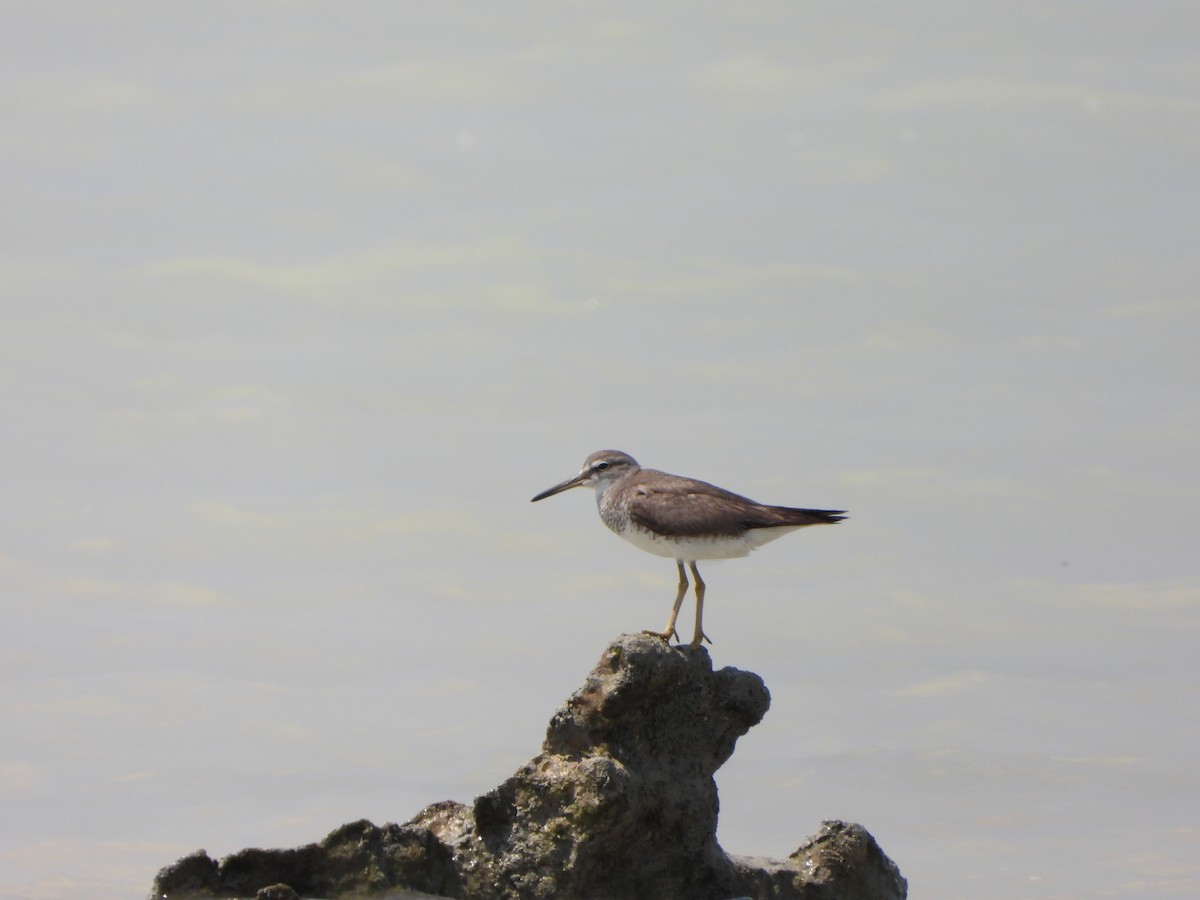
[2, 3, 1198, 898]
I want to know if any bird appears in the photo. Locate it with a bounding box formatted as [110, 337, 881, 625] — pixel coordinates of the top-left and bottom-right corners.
[530, 450, 845, 648]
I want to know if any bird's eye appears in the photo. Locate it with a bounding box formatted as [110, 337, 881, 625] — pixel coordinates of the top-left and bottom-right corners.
[594, 461, 609, 470]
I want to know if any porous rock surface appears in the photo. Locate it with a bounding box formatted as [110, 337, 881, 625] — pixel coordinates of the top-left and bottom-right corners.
[152, 633, 906, 899]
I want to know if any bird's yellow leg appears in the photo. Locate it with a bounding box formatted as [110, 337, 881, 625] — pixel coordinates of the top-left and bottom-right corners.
[688, 561, 711, 649]
[643, 561, 686, 643]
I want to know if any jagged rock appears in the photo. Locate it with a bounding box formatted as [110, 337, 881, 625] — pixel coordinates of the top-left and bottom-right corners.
[153, 819, 452, 899]
[151, 633, 906, 899]
[154, 850, 219, 895]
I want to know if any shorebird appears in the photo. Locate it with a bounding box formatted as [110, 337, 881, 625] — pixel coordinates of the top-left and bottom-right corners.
[531, 450, 845, 648]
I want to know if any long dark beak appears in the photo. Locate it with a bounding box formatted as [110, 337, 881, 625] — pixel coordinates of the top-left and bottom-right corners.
[531, 473, 586, 502]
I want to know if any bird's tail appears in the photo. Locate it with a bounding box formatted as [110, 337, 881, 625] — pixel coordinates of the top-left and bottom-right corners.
[769, 507, 847, 525]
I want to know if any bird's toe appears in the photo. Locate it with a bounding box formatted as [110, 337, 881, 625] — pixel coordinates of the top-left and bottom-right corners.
[641, 627, 679, 644]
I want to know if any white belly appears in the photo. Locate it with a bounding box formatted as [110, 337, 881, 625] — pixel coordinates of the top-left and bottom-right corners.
[614, 523, 806, 561]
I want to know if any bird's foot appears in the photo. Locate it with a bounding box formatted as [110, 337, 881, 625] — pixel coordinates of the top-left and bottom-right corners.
[687, 631, 712, 650]
[642, 627, 679, 644]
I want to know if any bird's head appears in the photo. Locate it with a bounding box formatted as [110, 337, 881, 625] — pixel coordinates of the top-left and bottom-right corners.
[530, 450, 640, 502]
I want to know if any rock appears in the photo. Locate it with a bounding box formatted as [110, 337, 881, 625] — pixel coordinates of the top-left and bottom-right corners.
[153, 819, 453, 899]
[153, 849, 219, 895]
[151, 633, 906, 899]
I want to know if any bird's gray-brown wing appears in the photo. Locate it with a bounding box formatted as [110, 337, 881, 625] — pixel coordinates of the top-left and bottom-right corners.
[626, 473, 845, 537]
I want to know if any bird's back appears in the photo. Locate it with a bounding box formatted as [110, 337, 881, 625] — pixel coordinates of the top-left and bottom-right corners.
[606, 468, 844, 537]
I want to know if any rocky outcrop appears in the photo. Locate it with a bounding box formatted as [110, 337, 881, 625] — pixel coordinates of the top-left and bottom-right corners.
[152, 633, 906, 899]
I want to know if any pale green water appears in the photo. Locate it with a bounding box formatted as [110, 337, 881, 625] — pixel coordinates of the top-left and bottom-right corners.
[3, 4, 1198, 900]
